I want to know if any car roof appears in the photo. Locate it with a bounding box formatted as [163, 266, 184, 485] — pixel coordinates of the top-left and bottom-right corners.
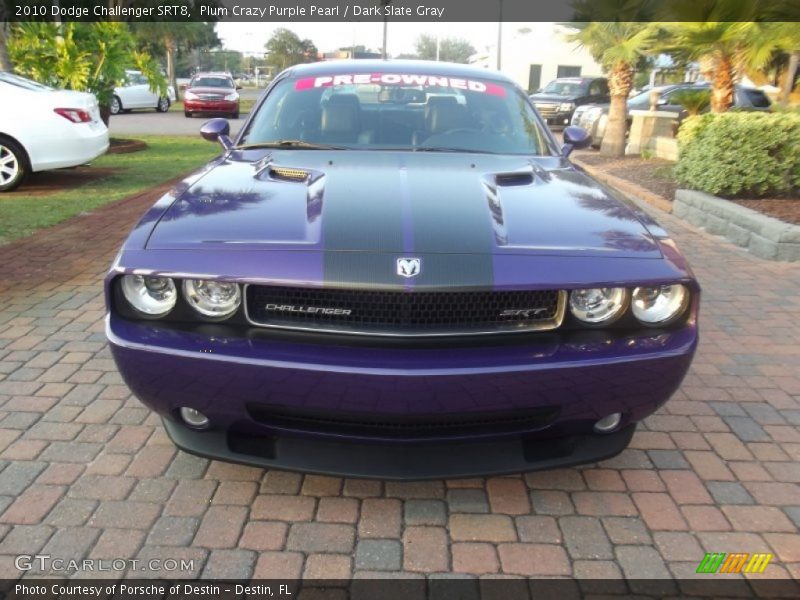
[284, 60, 514, 84]
[193, 72, 232, 78]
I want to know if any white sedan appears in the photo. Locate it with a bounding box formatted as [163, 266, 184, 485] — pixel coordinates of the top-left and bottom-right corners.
[0, 72, 109, 192]
[110, 70, 176, 115]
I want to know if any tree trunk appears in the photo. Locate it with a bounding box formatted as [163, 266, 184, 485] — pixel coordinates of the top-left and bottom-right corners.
[779, 51, 799, 108]
[600, 61, 633, 158]
[0, 22, 13, 72]
[166, 39, 178, 101]
[711, 54, 735, 113]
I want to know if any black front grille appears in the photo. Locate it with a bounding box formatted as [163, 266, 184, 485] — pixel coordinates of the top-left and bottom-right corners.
[246, 404, 561, 439]
[535, 103, 559, 117]
[245, 285, 564, 336]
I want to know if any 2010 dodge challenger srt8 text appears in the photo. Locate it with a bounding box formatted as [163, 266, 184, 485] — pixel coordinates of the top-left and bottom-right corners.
[106, 61, 699, 478]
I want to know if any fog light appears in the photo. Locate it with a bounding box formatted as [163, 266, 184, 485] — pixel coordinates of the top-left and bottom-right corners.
[180, 407, 209, 429]
[594, 412, 622, 433]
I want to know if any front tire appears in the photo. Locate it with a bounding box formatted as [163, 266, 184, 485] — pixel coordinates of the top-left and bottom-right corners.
[156, 97, 170, 112]
[110, 96, 122, 115]
[231, 111, 239, 119]
[184, 111, 192, 118]
[0, 138, 28, 193]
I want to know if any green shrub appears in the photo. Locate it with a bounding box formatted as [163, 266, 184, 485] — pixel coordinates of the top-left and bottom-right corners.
[675, 112, 800, 197]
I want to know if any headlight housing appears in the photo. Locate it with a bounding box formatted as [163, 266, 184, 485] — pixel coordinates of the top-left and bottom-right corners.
[184, 91, 198, 100]
[183, 279, 241, 319]
[586, 106, 604, 119]
[559, 102, 576, 112]
[569, 288, 627, 325]
[224, 92, 239, 101]
[632, 284, 690, 326]
[121, 275, 177, 317]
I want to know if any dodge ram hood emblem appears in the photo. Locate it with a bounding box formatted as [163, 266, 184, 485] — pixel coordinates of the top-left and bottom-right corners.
[396, 258, 421, 278]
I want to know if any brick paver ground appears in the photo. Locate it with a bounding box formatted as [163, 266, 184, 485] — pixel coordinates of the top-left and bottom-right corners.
[0, 179, 799, 586]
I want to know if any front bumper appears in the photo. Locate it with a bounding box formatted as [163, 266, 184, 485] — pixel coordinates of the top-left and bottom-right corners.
[108, 313, 696, 477]
[164, 417, 636, 479]
[534, 109, 573, 128]
[184, 99, 239, 113]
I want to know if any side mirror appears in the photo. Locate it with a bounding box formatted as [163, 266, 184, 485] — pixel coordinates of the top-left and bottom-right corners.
[657, 97, 668, 106]
[236, 85, 243, 90]
[200, 118, 233, 151]
[561, 126, 592, 157]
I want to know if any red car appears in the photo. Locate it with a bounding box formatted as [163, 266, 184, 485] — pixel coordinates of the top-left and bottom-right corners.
[183, 73, 240, 119]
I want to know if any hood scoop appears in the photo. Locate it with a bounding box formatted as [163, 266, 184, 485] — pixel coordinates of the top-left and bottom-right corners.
[253, 153, 316, 184]
[495, 171, 534, 187]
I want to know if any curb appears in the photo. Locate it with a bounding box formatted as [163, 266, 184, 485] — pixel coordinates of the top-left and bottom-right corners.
[572, 157, 673, 214]
[674, 189, 800, 262]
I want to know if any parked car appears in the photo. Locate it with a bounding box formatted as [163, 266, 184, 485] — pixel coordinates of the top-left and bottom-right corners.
[106, 60, 699, 478]
[0, 72, 109, 192]
[571, 83, 772, 148]
[183, 72, 240, 119]
[110, 70, 176, 115]
[529, 76, 609, 128]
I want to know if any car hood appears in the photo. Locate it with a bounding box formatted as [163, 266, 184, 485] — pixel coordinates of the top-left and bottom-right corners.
[529, 94, 576, 103]
[145, 151, 662, 260]
[187, 86, 235, 95]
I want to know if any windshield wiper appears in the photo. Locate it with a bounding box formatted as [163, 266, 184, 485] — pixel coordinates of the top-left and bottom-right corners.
[236, 140, 348, 150]
[414, 147, 493, 154]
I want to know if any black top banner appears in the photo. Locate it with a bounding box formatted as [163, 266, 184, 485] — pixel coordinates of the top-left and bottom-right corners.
[2, 0, 799, 22]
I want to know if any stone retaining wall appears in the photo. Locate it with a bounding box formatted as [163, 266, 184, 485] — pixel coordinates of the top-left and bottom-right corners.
[674, 189, 800, 261]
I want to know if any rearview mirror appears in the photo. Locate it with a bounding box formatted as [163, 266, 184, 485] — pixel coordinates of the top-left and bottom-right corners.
[562, 126, 592, 157]
[200, 118, 233, 151]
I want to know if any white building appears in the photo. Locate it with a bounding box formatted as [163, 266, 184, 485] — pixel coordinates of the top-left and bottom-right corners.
[470, 23, 602, 93]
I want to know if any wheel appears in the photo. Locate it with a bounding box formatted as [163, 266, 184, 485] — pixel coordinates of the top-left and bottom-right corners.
[0, 137, 28, 192]
[156, 97, 170, 112]
[184, 111, 192, 118]
[231, 111, 239, 119]
[110, 96, 122, 115]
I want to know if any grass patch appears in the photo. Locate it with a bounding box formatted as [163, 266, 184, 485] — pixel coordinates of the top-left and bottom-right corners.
[169, 98, 256, 114]
[0, 136, 218, 244]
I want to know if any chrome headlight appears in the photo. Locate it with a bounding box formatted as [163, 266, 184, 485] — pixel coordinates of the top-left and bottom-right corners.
[569, 288, 627, 324]
[586, 106, 604, 119]
[224, 92, 239, 101]
[121, 275, 177, 317]
[183, 91, 198, 100]
[559, 102, 575, 112]
[183, 279, 241, 318]
[632, 284, 690, 326]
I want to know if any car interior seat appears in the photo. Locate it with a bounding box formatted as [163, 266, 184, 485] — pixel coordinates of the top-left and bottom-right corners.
[319, 94, 373, 145]
[413, 96, 465, 145]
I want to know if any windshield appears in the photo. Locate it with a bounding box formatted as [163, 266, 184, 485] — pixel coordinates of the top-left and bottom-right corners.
[191, 76, 233, 88]
[541, 80, 587, 96]
[239, 72, 555, 155]
[0, 72, 53, 91]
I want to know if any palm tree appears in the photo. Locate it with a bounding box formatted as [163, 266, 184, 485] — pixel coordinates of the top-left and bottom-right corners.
[768, 22, 800, 108]
[565, 22, 654, 157]
[655, 1, 778, 112]
[0, 22, 12, 71]
[132, 22, 218, 101]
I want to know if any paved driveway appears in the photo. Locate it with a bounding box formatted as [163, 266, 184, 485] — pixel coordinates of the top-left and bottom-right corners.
[0, 180, 799, 587]
[109, 111, 248, 137]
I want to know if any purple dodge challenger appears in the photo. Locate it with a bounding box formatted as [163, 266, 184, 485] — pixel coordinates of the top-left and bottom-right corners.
[106, 61, 699, 478]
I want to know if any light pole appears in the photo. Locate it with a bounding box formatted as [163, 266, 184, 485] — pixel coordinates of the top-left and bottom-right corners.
[496, 0, 503, 70]
[381, 0, 392, 59]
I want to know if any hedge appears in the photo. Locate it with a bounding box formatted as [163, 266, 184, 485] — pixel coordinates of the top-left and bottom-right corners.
[675, 112, 800, 198]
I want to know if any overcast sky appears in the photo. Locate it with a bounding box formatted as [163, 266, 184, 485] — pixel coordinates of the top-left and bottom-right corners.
[216, 21, 510, 57]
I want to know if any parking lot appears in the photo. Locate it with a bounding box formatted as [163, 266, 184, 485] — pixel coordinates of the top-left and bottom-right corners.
[109, 111, 247, 138]
[0, 184, 798, 587]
